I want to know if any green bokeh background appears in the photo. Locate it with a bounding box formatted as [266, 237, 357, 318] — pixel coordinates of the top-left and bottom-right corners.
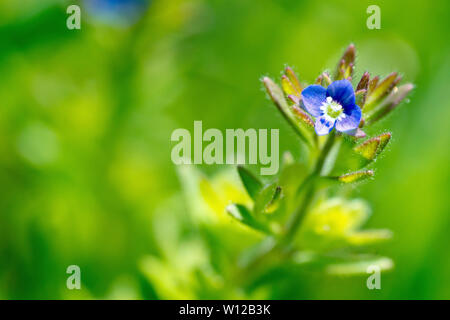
[0, 0, 449, 299]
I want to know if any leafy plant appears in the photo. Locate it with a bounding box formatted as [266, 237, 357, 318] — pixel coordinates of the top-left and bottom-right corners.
[142, 44, 413, 298]
[224, 44, 413, 277]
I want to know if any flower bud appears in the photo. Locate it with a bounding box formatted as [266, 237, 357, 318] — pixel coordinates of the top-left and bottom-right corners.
[263, 76, 314, 146]
[334, 44, 355, 80]
[364, 72, 401, 111]
[337, 170, 374, 183]
[284, 66, 302, 94]
[356, 72, 370, 91]
[365, 84, 414, 124]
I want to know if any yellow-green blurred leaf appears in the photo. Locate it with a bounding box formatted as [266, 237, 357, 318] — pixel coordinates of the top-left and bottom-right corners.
[325, 257, 394, 276]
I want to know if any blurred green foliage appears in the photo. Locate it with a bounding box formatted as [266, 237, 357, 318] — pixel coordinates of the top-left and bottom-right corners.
[0, 0, 449, 299]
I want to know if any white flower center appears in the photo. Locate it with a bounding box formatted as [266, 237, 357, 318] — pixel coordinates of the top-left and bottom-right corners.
[320, 96, 346, 122]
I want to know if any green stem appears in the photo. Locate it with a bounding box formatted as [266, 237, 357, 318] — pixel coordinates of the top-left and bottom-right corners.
[238, 131, 336, 279]
[283, 130, 336, 243]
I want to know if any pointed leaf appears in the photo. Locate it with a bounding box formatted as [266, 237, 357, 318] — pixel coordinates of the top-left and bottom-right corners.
[336, 170, 374, 183]
[254, 184, 283, 215]
[265, 186, 282, 213]
[237, 165, 262, 199]
[376, 132, 391, 155]
[325, 257, 394, 276]
[346, 229, 393, 246]
[226, 203, 271, 234]
[354, 137, 381, 161]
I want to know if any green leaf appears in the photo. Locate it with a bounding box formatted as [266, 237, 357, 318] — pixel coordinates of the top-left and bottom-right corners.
[351, 133, 391, 169]
[346, 229, 393, 246]
[325, 257, 394, 276]
[376, 132, 392, 155]
[254, 184, 283, 215]
[237, 165, 263, 200]
[354, 137, 381, 161]
[298, 198, 372, 252]
[292, 252, 394, 276]
[226, 203, 271, 234]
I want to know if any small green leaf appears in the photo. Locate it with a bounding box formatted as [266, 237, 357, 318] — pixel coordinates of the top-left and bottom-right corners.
[354, 137, 381, 161]
[346, 229, 392, 246]
[266, 186, 282, 213]
[351, 133, 391, 168]
[325, 256, 394, 276]
[237, 165, 263, 199]
[376, 132, 391, 155]
[336, 170, 374, 183]
[226, 203, 271, 234]
[254, 184, 283, 215]
[298, 198, 372, 251]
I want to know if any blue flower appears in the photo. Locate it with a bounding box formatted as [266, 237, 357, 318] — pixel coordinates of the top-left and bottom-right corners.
[84, 0, 150, 27]
[301, 80, 362, 136]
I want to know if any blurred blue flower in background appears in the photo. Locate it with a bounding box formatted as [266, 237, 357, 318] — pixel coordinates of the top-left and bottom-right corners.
[84, 0, 151, 27]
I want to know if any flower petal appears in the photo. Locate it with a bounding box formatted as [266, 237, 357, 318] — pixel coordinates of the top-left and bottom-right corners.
[335, 104, 362, 133]
[301, 85, 327, 117]
[326, 79, 355, 109]
[315, 116, 335, 135]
